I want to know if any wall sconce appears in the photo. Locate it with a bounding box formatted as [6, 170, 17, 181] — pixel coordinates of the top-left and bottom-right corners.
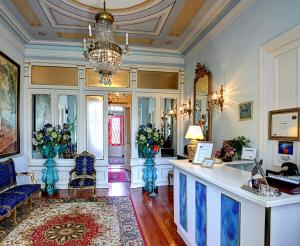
[208, 85, 224, 111]
[179, 99, 192, 117]
[169, 105, 177, 118]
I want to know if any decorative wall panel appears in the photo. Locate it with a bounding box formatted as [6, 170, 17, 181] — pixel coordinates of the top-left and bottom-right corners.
[137, 70, 178, 90]
[31, 66, 77, 86]
[221, 194, 240, 246]
[179, 172, 187, 231]
[195, 181, 207, 246]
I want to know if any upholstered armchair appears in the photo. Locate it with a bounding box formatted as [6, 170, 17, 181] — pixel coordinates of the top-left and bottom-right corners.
[68, 151, 96, 199]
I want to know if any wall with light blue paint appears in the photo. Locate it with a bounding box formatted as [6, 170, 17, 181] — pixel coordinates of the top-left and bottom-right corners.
[184, 0, 300, 153]
[0, 19, 29, 176]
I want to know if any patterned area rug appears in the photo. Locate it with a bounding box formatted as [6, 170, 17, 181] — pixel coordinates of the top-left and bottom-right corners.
[108, 170, 131, 183]
[0, 197, 144, 246]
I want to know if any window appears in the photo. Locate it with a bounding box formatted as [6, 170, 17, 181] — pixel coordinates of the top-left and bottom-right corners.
[161, 98, 177, 157]
[32, 94, 51, 158]
[86, 95, 104, 159]
[57, 95, 77, 159]
[109, 115, 123, 146]
[138, 97, 156, 126]
[138, 97, 156, 157]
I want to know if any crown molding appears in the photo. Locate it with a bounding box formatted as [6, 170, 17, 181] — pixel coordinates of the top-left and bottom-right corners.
[184, 0, 256, 60]
[0, 1, 32, 44]
[178, 0, 230, 53]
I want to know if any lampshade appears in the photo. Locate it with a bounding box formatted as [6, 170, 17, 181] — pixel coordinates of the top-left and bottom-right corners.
[185, 125, 204, 140]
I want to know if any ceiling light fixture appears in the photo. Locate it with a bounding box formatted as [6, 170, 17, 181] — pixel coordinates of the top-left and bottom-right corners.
[83, 0, 129, 86]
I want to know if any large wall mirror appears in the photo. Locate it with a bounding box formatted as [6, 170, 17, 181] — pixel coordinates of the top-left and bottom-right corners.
[193, 63, 212, 140]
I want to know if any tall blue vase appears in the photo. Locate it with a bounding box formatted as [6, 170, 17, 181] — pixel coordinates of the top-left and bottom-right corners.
[42, 145, 59, 195]
[142, 152, 158, 198]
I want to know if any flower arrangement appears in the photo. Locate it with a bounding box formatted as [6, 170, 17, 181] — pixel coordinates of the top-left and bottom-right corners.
[32, 123, 71, 158]
[136, 123, 164, 158]
[215, 136, 250, 162]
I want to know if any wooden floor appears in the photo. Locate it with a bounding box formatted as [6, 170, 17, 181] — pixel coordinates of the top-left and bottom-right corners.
[54, 184, 186, 246]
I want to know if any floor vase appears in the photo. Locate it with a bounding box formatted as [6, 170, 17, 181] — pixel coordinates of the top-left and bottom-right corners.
[142, 153, 157, 197]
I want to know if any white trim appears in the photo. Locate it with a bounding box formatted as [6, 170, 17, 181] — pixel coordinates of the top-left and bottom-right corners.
[260, 22, 300, 169]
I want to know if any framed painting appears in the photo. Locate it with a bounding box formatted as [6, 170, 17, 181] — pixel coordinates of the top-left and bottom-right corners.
[0, 51, 20, 158]
[239, 101, 253, 121]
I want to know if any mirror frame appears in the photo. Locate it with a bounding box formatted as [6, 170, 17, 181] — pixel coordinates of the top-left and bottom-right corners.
[193, 63, 212, 140]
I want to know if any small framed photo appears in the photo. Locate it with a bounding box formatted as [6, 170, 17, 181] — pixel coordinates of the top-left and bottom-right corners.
[241, 147, 257, 160]
[239, 101, 253, 121]
[193, 142, 213, 164]
[201, 158, 215, 168]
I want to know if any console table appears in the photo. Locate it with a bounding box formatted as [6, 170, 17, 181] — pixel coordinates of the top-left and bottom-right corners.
[170, 160, 300, 246]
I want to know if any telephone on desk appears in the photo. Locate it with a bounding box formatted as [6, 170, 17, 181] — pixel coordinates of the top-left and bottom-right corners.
[266, 162, 300, 195]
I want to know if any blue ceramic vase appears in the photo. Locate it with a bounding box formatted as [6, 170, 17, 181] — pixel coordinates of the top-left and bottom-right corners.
[41, 145, 61, 195]
[142, 149, 158, 197]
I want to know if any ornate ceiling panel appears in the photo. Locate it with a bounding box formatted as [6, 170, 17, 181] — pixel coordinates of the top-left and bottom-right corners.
[1, 0, 242, 52]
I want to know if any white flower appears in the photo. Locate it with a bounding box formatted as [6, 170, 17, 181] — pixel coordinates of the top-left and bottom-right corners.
[146, 127, 152, 133]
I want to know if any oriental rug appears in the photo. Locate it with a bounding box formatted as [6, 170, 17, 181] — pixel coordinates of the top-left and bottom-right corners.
[108, 169, 130, 183]
[0, 197, 144, 246]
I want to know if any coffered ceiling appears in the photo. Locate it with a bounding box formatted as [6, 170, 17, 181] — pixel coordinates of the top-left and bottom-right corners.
[1, 0, 242, 52]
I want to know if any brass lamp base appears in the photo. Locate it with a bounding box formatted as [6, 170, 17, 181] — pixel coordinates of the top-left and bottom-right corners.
[187, 142, 197, 161]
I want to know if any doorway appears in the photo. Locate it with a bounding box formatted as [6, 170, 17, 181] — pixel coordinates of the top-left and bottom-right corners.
[108, 93, 131, 183]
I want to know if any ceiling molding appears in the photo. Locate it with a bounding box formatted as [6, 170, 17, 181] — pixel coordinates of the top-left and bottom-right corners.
[0, 1, 32, 44]
[178, 0, 230, 53]
[168, 0, 206, 38]
[116, 4, 174, 35]
[61, 0, 163, 15]
[11, 0, 42, 27]
[185, 0, 256, 58]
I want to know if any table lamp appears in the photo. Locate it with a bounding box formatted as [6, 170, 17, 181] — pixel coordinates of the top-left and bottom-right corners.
[185, 125, 204, 161]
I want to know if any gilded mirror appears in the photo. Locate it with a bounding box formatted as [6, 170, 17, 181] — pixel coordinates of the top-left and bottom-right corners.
[193, 63, 212, 140]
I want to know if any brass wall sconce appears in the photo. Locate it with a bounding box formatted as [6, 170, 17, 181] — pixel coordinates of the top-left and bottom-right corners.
[208, 85, 224, 111]
[179, 99, 192, 117]
[161, 105, 177, 119]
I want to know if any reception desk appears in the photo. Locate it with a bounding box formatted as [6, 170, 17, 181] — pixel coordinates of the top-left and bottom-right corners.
[170, 160, 300, 246]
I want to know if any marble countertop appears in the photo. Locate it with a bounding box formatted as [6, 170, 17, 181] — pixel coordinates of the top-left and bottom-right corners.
[170, 159, 300, 208]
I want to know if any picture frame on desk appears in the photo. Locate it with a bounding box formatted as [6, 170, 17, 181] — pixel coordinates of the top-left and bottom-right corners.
[201, 157, 215, 168]
[193, 142, 213, 164]
[269, 108, 300, 141]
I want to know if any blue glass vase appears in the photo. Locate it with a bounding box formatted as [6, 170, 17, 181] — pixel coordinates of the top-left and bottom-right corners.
[41, 145, 59, 195]
[142, 149, 158, 198]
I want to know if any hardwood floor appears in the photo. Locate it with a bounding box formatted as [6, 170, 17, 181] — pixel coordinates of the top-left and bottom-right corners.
[52, 184, 186, 246]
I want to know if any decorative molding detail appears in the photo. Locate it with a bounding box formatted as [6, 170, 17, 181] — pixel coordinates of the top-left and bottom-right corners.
[0, 1, 31, 44]
[11, 0, 42, 27]
[168, 0, 206, 38]
[184, 0, 256, 57]
[63, 0, 163, 15]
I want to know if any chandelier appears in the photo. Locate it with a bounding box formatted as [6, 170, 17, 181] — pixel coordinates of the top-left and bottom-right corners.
[83, 0, 128, 86]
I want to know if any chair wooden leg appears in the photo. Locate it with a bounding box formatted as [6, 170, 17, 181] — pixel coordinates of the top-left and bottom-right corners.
[28, 197, 33, 210]
[93, 186, 96, 198]
[12, 209, 17, 225]
[74, 188, 77, 200]
[68, 187, 71, 199]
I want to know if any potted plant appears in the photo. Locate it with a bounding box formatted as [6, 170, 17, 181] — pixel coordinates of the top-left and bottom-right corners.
[215, 136, 250, 162]
[136, 123, 164, 197]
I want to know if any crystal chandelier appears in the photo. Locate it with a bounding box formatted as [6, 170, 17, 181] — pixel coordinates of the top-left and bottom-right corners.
[83, 0, 128, 86]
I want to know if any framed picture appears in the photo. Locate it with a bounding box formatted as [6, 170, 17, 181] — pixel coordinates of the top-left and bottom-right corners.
[201, 157, 215, 168]
[193, 142, 213, 164]
[239, 101, 253, 121]
[269, 108, 300, 141]
[278, 141, 293, 155]
[0, 51, 20, 158]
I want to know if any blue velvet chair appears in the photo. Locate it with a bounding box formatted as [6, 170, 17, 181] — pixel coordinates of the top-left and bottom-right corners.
[68, 151, 96, 198]
[0, 159, 41, 225]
